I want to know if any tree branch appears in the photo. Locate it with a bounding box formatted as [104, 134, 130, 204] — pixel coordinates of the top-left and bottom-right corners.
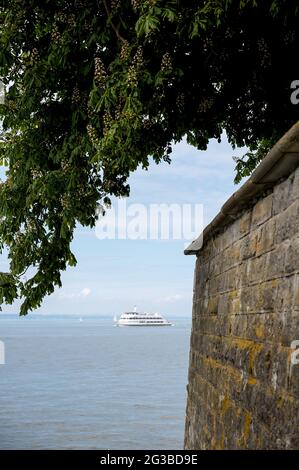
[102, 0, 126, 43]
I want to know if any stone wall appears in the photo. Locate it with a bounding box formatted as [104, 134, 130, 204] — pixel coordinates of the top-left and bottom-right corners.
[184, 165, 299, 449]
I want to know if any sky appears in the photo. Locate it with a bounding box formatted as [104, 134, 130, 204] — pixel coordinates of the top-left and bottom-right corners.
[0, 135, 246, 317]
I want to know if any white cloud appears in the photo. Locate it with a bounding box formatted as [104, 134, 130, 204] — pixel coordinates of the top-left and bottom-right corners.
[59, 287, 91, 299]
[159, 294, 185, 303]
[81, 287, 91, 297]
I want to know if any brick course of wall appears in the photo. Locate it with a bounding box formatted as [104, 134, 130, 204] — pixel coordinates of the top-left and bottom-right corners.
[184, 166, 299, 449]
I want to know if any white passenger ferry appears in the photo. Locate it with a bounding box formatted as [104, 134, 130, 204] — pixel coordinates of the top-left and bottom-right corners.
[114, 307, 172, 327]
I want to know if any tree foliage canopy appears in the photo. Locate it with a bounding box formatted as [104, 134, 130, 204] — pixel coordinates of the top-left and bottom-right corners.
[0, 0, 298, 314]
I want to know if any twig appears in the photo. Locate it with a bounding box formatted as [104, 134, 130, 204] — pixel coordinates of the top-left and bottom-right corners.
[102, 0, 126, 43]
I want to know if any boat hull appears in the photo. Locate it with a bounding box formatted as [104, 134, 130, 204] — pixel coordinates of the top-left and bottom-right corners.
[114, 310, 173, 327]
[116, 322, 172, 327]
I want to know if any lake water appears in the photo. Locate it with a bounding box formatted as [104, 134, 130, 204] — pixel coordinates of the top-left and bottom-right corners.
[0, 315, 191, 450]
